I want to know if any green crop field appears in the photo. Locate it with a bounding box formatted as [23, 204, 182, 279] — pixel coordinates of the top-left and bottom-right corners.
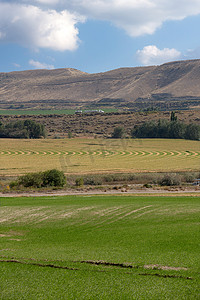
[0, 109, 75, 115]
[0, 195, 199, 299]
[0, 138, 199, 176]
[0, 108, 116, 116]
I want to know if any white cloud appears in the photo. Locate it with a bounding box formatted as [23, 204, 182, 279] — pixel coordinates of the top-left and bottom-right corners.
[35, 0, 59, 4]
[29, 59, 55, 69]
[13, 63, 21, 68]
[185, 47, 200, 59]
[60, 0, 200, 37]
[1, 1, 200, 51]
[137, 45, 181, 65]
[0, 2, 85, 51]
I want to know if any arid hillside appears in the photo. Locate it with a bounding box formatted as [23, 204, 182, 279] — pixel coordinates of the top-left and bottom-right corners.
[1, 59, 200, 110]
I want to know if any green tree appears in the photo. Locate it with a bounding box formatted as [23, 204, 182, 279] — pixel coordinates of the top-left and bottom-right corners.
[170, 111, 177, 122]
[131, 119, 199, 140]
[24, 120, 46, 138]
[0, 119, 46, 139]
[112, 127, 124, 138]
[169, 121, 185, 139]
[184, 123, 200, 140]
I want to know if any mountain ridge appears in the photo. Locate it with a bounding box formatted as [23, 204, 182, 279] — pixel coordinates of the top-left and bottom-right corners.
[1, 59, 200, 110]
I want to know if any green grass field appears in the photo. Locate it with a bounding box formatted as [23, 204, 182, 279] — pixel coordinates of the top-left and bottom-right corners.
[0, 138, 199, 176]
[0, 109, 75, 115]
[0, 108, 116, 115]
[0, 195, 199, 299]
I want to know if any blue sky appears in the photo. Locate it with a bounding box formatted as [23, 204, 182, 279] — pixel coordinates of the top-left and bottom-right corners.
[1, 0, 200, 73]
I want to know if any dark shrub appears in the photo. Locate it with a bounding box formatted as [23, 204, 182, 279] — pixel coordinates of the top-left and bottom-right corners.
[143, 183, 152, 188]
[42, 169, 66, 187]
[159, 174, 181, 186]
[9, 181, 19, 189]
[183, 173, 196, 183]
[83, 176, 103, 185]
[112, 127, 124, 138]
[75, 177, 84, 187]
[18, 172, 43, 188]
[17, 169, 66, 188]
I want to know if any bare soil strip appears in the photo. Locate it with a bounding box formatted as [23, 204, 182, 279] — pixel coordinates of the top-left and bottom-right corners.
[138, 273, 192, 280]
[144, 264, 188, 271]
[0, 259, 78, 270]
[0, 189, 199, 198]
[79, 260, 188, 271]
[0, 259, 192, 280]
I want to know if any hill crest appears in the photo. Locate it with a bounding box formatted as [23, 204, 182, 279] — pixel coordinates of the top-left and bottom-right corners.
[1, 59, 200, 110]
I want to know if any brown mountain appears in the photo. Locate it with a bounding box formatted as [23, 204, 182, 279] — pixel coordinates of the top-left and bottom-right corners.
[1, 59, 200, 110]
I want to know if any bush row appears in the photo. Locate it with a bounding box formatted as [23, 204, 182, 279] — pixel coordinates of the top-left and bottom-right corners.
[9, 170, 198, 189]
[73, 172, 198, 187]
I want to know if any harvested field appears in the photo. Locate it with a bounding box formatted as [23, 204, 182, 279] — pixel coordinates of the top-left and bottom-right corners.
[0, 138, 199, 176]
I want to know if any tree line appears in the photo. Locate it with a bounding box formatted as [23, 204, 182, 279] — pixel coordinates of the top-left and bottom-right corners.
[0, 120, 46, 138]
[131, 119, 200, 140]
[112, 112, 200, 140]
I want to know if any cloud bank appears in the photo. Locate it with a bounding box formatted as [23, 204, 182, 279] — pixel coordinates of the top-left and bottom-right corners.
[1, 1, 200, 51]
[137, 45, 181, 65]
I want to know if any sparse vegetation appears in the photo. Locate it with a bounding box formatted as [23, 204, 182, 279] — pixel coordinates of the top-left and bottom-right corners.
[159, 174, 181, 186]
[0, 110, 199, 138]
[1, 60, 200, 113]
[72, 171, 197, 187]
[4, 170, 199, 192]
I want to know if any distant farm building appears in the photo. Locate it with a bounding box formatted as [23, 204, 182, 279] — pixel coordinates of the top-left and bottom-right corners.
[75, 109, 104, 114]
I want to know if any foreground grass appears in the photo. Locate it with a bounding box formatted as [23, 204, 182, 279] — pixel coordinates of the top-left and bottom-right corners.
[0, 195, 199, 299]
[0, 138, 199, 176]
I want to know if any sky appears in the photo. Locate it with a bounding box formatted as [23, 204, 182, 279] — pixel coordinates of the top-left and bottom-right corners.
[1, 0, 200, 73]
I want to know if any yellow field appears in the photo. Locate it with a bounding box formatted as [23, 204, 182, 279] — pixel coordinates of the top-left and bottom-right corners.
[0, 138, 199, 176]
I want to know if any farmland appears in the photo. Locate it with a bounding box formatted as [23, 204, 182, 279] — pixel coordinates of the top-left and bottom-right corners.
[0, 138, 199, 176]
[0, 195, 199, 299]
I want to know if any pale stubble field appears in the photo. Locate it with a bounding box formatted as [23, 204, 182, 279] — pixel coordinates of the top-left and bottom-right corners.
[0, 138, 199, 176]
